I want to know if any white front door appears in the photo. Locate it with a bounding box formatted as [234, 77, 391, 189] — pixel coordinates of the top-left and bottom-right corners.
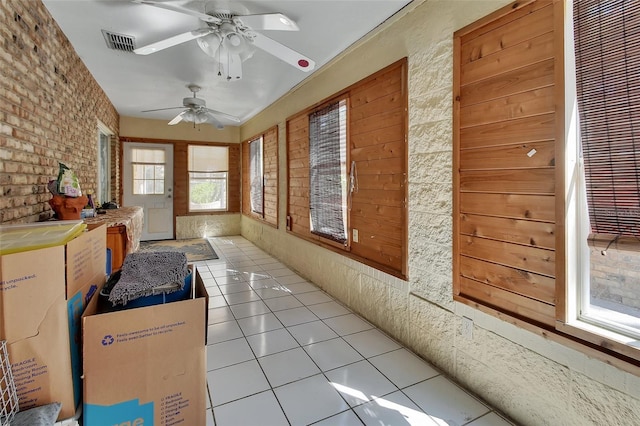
[123, 142, 174, 241]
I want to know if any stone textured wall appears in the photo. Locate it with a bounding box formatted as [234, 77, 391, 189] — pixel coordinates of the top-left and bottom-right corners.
[176, 214, 241, 239]
[241, 1, 640, 425]
[0, 0, 119, 223]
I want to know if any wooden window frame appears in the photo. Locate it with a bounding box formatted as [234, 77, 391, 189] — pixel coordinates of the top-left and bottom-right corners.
[187, 145, 229, 213]
[286, 59, 408, 279]
[242, 126, 279, 227]
[453, 0, 640, 370]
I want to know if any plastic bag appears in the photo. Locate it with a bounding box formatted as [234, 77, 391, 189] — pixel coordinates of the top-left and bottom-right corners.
[57, 162, 82, 197]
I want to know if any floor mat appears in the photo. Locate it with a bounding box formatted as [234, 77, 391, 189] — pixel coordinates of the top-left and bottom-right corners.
[137, 238, 218, 262]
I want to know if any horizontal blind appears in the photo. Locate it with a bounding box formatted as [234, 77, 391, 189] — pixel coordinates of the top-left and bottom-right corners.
[309, 100, 348, 244]
[574, 0, 640, 236]
[249, 137, 264, 215]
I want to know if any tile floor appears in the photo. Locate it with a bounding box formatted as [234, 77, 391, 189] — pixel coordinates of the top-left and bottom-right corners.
[199, 236, 516, 426]
[54, 235, 515, 426]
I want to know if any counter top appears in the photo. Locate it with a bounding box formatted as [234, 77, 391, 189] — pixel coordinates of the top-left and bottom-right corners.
[84, 206, 143, 254]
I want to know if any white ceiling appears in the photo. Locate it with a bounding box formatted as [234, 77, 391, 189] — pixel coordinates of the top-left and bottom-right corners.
[42, 0, 413, 127]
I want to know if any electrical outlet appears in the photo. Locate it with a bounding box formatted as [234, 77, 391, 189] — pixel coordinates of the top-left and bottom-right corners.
[462, 316, 473, 340]
[352, 229, 359, 243]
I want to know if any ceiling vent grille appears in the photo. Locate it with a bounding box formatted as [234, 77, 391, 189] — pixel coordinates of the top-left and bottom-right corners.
[101, 30, 136, 52]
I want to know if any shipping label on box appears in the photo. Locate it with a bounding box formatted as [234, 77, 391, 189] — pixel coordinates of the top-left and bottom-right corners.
[0, 225, 106, 421]
[83, 270, 208, 426]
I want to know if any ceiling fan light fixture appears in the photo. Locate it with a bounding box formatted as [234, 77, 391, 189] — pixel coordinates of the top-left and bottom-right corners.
[195, 111, 209, 124]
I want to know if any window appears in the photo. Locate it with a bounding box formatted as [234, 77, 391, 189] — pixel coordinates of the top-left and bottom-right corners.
[188, 145, 228, 212]
[249, 137, 264, 216]
[97, 124, 112, 204]
[309, 99, 348, 245]
[570, 0, 640, 341]
[286, 59, 408, 277]
[131, 148, 165, 195]
[242, 127, 278, 226]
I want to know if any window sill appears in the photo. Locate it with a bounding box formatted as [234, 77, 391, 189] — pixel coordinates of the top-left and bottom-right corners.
[556, 319, 640, 364]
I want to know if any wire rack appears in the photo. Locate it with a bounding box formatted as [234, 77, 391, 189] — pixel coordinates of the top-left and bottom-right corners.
[0, 340, 18, 426]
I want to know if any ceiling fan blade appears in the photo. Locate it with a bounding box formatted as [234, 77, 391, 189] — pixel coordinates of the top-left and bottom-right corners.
[204, 108, 241, 123]
[205, 114, 224, 130]
[237, 13, 299, 31]
[141, 106, 183, 112]
[249, 32, 315, 72]
[168, 111, 186, 125]
[132, 0, 221, 24]
[134, 28, 214, 55]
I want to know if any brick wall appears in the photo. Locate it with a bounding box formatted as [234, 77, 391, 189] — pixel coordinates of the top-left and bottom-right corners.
[591, 247, 640, 311]
[0, 0, 119, 223]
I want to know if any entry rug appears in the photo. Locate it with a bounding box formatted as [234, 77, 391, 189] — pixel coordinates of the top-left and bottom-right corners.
[137, 238, 218, 262]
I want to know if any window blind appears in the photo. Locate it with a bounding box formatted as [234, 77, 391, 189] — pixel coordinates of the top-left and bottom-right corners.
[249, 137, 264, 215]
[309, 100, 348, 244]
[574, 0, 640, 236]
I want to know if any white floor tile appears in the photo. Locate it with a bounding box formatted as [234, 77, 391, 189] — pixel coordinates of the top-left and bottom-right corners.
[325, 360, 397, 407]
[230, 300, 270, 319]
[275, 273, 308, 285]
[311, 409, 364, 425]
[274, 374, 350, 425]
[288, 320, 339, 346]
[248, 278, 281, 288]
[236, 312, 283, 336]
[209, 295, 229, 309]
[207, 360, 270, 407]
[222, 290, 261, 305]
[324, 314, 375, 336]
[211, 269, 241, 278]
[206, 408, 215, 426]
[260, 262, 288, 271]
[246, 328, 299, 357]
[296, 290, 334, 306]
[369, 349, 440, 389]
[304, 338, 364, 371]
[281, 281, 320, 294]
[207, 320, 243, 344]
[219, 282, 253, 295]
[254, 286, 294, 299]
[403, 376, 490, 425]
[354, 390, 439, 426]
[244, 271, 273, 282]
[274, 306, 319, 326]
[267, 267, 296, 278]
[466, 412, 516, 426]
[205, 286, 222, 297]
[307, 301, 352, 319]
[213, 390, 288, 426]
[208, 306, 235, 325]
[264, 295, 304, 311]
[258, 347, 321, 387]
[343, 329, 402, 358]
[207, 338, 254, 370]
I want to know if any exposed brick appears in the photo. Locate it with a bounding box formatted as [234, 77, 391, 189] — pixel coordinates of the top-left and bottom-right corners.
[0, 0, 120, 223]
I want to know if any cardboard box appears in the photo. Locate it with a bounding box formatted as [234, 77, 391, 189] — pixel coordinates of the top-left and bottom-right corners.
[0, 224, 107, 420]
[82, 268, 209, 426]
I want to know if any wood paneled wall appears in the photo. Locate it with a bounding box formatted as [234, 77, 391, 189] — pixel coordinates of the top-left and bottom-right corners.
[286, 59, 408, 278]
[242, 126, 278, 227]
[453, 0, 561, 327]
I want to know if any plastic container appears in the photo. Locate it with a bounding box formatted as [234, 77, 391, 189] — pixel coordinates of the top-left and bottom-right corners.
[0, 220, 87, 255]
[96, 270, 193, 313]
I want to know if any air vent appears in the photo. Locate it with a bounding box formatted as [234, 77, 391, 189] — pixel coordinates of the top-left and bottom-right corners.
[101, 30, 136, 52]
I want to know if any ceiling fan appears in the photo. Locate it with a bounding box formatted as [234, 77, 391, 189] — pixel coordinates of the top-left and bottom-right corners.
[142, 84, 241, 129]
[132, 0, 316, 80]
